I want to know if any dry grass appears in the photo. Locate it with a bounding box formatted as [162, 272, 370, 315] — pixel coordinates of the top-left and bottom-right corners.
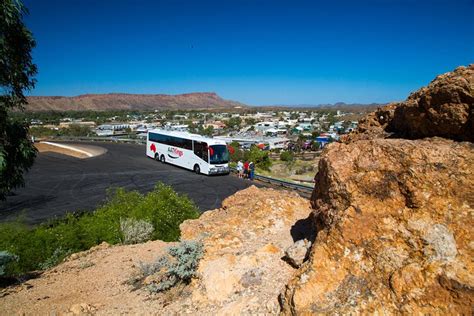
[258, 158, 318, 184]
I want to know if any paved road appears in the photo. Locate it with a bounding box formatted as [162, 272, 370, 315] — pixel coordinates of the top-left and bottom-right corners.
[0, 142, 256, 225]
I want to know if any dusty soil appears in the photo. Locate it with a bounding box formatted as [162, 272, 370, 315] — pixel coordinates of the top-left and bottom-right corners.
[35, 142, 89, 159]
[0, 241, 171, 315]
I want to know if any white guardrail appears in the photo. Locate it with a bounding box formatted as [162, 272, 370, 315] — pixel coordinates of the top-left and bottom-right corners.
[229, 167, 314, 195]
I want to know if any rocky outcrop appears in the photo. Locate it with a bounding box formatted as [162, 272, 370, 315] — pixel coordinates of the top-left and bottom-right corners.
[282, 138, 473, 314]
[282, 65, 474, 314]
[176, 186, 313, 314]
[349, 64, 474, 142]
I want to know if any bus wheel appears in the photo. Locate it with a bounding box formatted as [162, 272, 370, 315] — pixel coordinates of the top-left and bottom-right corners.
[194, 164, 200, 174]
[160, 155, 165, 163]
[154, 153, 159, 161]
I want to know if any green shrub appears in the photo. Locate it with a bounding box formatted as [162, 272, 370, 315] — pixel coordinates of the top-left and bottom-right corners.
[229, 143, 272, 171]
[228, 141, 243, 163]
[140, 240, 204, 293]
[61, 124, 93, 137]
[120, 218, 154, 245]
[30, 124, 94, 138]
[39, 247, 72, 270]
[0, 183, 200, 277]
[244, 145, 272, 171]
[279, 151, 294, 162]
[0, 251, 18, 276]
[295, 165, 315, 175]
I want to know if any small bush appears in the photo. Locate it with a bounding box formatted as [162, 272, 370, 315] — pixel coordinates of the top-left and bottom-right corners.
[120, 218, 154, 245]
[295, 165, 315, 175]
[39, 247, 72, 270]
[0, 183, 200, 277]
[140, 240, 204, 293]
[280, 151, 294, 162]
[0, 251, 18, 276]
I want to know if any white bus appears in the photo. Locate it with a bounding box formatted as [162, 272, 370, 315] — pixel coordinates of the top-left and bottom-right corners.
[146, 129, 230, 175]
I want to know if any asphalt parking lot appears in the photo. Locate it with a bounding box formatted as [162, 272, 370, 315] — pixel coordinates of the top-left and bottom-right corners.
[0, 142, 256, 225]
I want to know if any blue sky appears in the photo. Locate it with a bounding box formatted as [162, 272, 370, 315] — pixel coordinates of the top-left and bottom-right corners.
[24, 0, 473, 105]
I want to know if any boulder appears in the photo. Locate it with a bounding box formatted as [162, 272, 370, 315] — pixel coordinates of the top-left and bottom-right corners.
[346, 64, 474, 142]
[282, 138, 473, 314]
[177, 186, 314, 314]
[281, 67, 474, 315]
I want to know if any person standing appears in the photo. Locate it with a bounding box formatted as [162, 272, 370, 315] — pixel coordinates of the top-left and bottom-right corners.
[249, 161, 255, 180]
[237, 160, 244, 178]
[243, 161, 249, 179]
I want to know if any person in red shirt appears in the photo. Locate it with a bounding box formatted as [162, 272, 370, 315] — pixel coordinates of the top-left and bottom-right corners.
[243, 161, 249, 179]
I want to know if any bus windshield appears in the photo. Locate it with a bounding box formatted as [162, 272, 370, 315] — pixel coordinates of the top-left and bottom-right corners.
[209, 145, 230, 164]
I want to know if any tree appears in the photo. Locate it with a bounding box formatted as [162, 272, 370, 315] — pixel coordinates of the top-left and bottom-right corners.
[244, 145, 271, 171]
[311, 130, 322, 139]
[202, 125, 214, 136]
[225, 117, 242, 129]
[62, 124, 92, 137]
[244, 118, 256, 125]
[228, 141, 243, 162]
[0, 0, 38, 200]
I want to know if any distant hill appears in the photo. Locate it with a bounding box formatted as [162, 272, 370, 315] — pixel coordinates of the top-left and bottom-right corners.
[264, 102, 388, 109]
[255, 102, 388, 112]
[25, 92, 246, 112]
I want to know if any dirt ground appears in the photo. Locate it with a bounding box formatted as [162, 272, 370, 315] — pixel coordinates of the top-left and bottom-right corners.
[0, 241, 171, 315]
[35, 142, 89, 159]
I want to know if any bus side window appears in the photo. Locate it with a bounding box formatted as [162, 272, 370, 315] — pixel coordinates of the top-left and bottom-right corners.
[193, 141, 208, 162]
[183, 139, 192, 150]
[202, 143, 209, 162]
[193, 141, 202, 158]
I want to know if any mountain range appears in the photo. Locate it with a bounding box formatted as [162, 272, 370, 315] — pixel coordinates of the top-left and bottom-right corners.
[25, 92, 386, 112]
[25, 92, 246, 112]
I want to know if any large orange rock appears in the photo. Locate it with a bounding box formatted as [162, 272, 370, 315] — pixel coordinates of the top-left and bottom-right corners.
[348, 64, 474, 142]
[281, 137, 474, 314]
[178, 186, 313, 314]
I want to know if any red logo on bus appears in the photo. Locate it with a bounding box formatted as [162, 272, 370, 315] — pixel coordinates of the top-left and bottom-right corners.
[168, 147, 183, 159]
[150, 143, 156, 153]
